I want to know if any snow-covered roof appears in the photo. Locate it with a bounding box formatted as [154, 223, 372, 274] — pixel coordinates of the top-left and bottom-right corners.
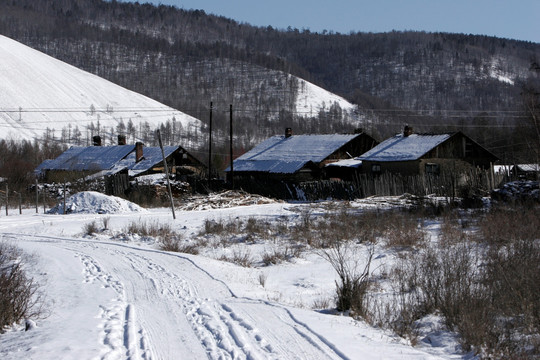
[325, 158, 363, 168]
[514, 164, 540, 172]
[36, 145, 182, 177]
[358, 133, 452, 162]
[229, 134, 360, 174]
[117, 146, 180, 176]
[36, 145, 136, 172]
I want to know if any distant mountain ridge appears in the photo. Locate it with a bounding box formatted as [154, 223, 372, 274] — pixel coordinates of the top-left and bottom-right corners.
[1, 0, 539, 160]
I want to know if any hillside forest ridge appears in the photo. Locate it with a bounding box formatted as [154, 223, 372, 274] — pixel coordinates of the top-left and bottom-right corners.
[0, 0, 539, 167]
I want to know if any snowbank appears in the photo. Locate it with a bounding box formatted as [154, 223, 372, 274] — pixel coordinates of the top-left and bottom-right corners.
[48, 191, 147, 214]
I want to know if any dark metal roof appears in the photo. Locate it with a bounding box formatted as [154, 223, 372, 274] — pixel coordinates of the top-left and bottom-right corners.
[35, 145, 135, 172]
[227, 134, 360, 174]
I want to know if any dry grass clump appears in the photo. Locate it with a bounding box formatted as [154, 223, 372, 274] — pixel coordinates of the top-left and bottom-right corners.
[382, 211, 426, 249]
[158, 234, 199, 255]
[261, 245, 302, 266]
[219, 248, 253, 267]
[124, 220, 172, 239]
[83, 220, 99, 236]
[478, 206, 540, 245]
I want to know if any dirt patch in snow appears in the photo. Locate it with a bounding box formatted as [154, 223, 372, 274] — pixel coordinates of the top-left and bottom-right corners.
[48, 191, 147, 214]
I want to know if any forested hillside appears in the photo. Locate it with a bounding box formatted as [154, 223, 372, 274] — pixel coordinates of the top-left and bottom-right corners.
[1, 0, 539, 162]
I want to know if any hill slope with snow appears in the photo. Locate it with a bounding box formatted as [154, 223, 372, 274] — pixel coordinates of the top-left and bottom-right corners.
[0, 35, 203, 143]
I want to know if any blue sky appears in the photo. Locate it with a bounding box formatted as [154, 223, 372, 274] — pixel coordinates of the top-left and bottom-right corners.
[123, 0, 539, 43]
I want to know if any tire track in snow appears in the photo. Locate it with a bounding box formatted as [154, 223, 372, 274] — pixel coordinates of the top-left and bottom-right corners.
[119, 249, 343, 359]
[74, 250, 152, 360]
[6, 233, 347, 360]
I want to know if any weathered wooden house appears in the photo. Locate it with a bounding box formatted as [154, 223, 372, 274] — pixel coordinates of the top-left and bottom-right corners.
[35, 136, 205, 195]
[226, 128, 378, 183]
[510, 164, 540, 180]
[356, 126, 498, 176]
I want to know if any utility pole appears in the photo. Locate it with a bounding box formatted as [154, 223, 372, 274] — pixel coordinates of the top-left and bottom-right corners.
[157, 129, 176, 220]
[208, 102, 213, 181]
[229, 104, 234, 189]
[35, 178, 39, 213]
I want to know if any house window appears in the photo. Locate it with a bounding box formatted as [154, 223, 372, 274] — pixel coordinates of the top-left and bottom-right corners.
[425, 163, 440, 176]
[371, 164, 381, 174]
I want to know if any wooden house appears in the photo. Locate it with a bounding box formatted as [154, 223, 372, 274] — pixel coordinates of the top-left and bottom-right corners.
[356, 126, 498, 176]
[226, 128, 378, 183]
[35, 136, 205, 195]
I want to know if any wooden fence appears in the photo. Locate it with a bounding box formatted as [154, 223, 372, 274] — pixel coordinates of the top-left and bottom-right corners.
[294, 168, 507, 201]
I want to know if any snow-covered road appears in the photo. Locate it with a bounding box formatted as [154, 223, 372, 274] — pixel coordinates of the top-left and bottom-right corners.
[0, 199, 459, 359]
[2, 233, 349, 360]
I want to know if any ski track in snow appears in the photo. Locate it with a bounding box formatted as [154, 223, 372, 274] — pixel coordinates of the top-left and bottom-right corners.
[5, 233, 345, 360]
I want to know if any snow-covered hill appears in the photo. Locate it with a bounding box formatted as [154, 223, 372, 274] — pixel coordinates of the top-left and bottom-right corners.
[0, 35, 203, 143]
[295, 76, 358, 117]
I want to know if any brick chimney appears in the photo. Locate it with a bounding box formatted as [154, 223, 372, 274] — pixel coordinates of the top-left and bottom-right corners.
[403, 125, 413, 137]
[135, 142, 144, 162]
[285, 127, 293, 138]
[92, 135, 102, 146]
[117, 135, 126, 145]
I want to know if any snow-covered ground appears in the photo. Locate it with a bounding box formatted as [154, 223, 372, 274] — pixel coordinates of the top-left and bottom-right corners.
[0, 35, 202, 143]
[0, 192, 467, 359]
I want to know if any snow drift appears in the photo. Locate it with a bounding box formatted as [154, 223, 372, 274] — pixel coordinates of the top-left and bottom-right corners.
[47, 191, 147, 214]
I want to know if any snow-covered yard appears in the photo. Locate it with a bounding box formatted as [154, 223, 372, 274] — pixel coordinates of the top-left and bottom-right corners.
[0, 192, 474, 359]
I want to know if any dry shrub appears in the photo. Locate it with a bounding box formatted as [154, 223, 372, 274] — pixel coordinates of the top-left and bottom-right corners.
[438, 213, 472, 246]
[319, 242, 373, 317]
[200, 218, 226, 236]
[293, 209, 379, 249]
[125, 220, 172, 239]
[261, 246, 302, 266]
[0, 242, 45, 332]
[244, 217, 271, 238]
[478, 206, 540, 245]
[390, 242, 488, 352]
[83, 220, 99, 236]
[386, 205, 540, 358]
[220, 248, 253, 267]
[159, 234, 199, 255]
[383, 211, 426, 249]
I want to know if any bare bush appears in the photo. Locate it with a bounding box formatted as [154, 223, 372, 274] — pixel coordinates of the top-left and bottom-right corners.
[383, 211, 426, 249]
[159, 234, 199, 255]
[319, 242, 373, 317]
[0, 242, 45, 332]
[125, 220, 172, 239]
[261, 246, 302, 266]
[83, 220, 99, 236]
[478, 206, 540, 245]
[220, 248, 253, 267]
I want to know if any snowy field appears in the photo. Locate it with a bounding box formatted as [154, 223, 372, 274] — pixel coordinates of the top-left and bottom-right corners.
[0, 192, 468, 360]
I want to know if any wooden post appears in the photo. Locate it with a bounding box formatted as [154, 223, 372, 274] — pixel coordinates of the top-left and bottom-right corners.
[43, 188, 46, 213]
[229, 104, 234, 189]
[208, 101, 213, 181]
[35, 178, 39, 213]
[5, 184, 8, 216]
[63, 181, 67, 215]
[157, 129, 176, 220]
[17, 192, 21, 215]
